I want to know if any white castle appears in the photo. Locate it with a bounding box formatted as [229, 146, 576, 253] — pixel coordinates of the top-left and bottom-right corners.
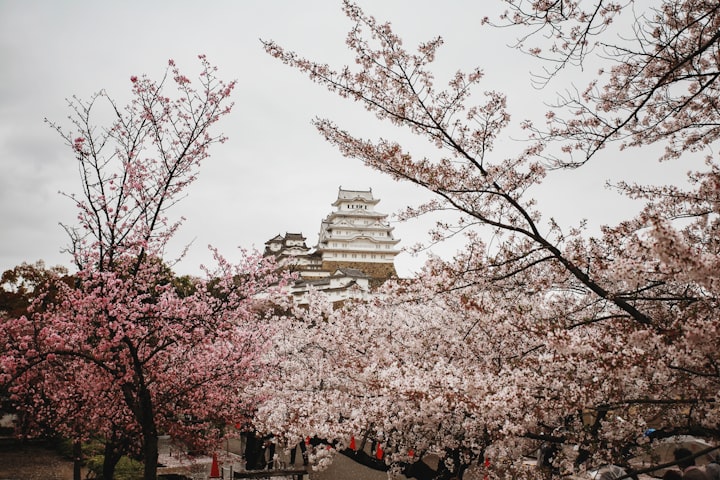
[264, 188, 401, 304]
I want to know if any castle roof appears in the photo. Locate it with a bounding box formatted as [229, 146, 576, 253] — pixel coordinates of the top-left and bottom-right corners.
[332, 187, 380, 206]
[265, 234, 284, 244]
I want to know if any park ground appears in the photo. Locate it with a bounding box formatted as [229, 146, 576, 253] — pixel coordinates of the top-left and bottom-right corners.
[0, 441, 82, 479]
[0, 440, 393, 480]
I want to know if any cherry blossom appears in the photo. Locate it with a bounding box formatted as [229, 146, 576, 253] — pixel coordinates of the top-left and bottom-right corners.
[262, 2, 720, 478]
[1, 58, 287, 480]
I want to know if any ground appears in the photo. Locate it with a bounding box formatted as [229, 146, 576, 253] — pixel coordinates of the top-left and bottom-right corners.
[0, 441, 390, 480]
[0, 441, 84, 480]
[0, 441, 486, 480]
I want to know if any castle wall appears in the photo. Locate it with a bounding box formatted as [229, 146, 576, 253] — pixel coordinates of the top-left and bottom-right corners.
[321, 260, 397, 280]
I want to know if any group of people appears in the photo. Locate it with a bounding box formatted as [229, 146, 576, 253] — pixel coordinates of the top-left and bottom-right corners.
[242, 432, 310, 470]
[660, 448, 720, 480]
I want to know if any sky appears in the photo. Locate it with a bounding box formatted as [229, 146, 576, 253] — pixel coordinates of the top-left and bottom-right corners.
[0, 1, 694, 278]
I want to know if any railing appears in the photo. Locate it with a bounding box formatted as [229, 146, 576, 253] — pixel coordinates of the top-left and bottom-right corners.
[231, 468, 308, 479]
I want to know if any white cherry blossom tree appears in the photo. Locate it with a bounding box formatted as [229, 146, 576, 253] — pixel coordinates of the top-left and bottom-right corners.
[261, 1, 720, 478]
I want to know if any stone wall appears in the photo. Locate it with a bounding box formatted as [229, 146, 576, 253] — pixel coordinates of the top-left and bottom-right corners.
[321, 261, 397, 280]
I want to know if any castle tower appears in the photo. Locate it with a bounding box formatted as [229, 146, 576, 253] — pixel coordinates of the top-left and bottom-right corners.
[316, 187, 400, 279]
[263, 232, 322, 272]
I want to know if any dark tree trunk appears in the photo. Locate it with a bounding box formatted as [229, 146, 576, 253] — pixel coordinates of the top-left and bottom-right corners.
[122, 341, 159, 480]
[138, 386, 159, 480]
[142, 433, 159, 480]
[73, 440, 82, 480]
[102, 440, 123, 480]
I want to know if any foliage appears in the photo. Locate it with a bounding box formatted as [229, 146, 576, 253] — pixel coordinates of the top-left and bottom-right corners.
[56, 437, 106, 460]
[262, 1, 720, 478]
[0, 262, 69, 320]
[86, 454, 143, 480]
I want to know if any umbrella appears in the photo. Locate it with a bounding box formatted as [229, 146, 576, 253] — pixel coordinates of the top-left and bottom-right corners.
[630, 435, 717, 478]
[648, 436, 715, 465]
[589, 465, 627, 480]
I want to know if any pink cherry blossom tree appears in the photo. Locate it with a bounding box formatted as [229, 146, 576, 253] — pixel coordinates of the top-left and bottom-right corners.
[262, 1, 720, 478]
[0, 57, 286, 480]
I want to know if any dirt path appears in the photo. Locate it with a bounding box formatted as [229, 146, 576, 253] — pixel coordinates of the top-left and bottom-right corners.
[0, 442, 80, 480]
[0, 441, 426, 480]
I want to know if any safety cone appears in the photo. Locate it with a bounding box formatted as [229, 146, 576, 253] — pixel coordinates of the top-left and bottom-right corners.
[210, 452, 221, 478]
[349, 436, 357, 451]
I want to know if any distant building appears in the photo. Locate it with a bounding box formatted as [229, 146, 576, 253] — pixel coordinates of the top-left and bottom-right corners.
[264, 232, 323, 273]
[288, 267, 371, 305]
[264, 187, 400, 304]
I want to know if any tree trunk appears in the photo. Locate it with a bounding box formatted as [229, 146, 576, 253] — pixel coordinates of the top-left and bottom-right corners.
[138, 385, 159, 480]
[102, 440, 123, 480]
[73, 440, 82, 480]
[143, 433, 159, 480]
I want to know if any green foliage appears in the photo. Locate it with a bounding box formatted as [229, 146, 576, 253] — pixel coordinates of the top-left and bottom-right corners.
[55, 437, 105, 460]
[0, 261, 70, 319]
[86, 455, 143, 480]
[172, 274, 197, 298]
[55, 439, 142, 480]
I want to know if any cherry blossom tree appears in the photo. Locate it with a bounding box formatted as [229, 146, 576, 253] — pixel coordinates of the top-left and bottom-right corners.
[0, 57, 286, 480]
[254, 280, 502, 479]
[261, 1, 720, 478]
[494, 0, 720, 164]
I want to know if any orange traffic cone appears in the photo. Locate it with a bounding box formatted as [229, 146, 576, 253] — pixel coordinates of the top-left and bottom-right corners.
[210, 452, 221, 478]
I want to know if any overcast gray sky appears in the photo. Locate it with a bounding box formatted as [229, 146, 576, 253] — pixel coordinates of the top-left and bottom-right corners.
[0, 1, 692, 278]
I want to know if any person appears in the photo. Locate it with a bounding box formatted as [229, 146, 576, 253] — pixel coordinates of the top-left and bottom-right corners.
[662, 470, 682, 480]
[262, 434, 276, 469]
[705, 457, 720, 480]
[244, 432, 275, 470]
[289, 438, 308, 466]
[243, 432, 264, 470]
[674, 447, 711, 480]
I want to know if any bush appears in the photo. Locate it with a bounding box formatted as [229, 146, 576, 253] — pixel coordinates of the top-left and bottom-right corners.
[55, 437, 105, 460]
[86, 454, 143, 480]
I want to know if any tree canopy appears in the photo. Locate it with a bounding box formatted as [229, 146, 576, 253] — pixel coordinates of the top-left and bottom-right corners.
[0, 57, 287, 480]
[260, 1, 720, 478]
